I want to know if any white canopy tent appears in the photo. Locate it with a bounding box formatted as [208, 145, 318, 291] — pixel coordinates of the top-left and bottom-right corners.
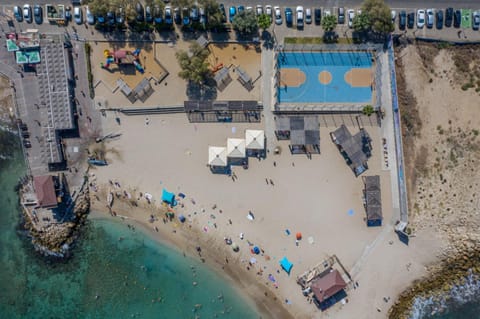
[208, 146, 227, 166]
[227, 138, 246, 158]
[245, 129, 265, 150]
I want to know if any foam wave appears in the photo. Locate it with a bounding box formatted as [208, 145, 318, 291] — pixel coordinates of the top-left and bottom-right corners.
[409, 270, 480, 319]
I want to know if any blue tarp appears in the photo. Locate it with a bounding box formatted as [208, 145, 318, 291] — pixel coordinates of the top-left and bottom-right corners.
[280, 257, 293, 274]
[162, 189, 177, 206]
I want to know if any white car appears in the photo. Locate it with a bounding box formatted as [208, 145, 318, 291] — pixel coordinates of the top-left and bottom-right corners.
[426, 9, 434, 28]
[256, 5, 263, 16]
[324, 9, 331, 16]
[86, 6, 95, 25]
[74, 6, 83, 24]
[417, 9, 425, 28]
[23, 4, 32, 23]
[391, 10, 396, 22]
[274, 6, 282, 24]
[246, 6, 253, 12]
[296, 6, 304, 28]
[265, 5, 272, 16]
[305, 8, 312, 24]
[348, 9, 355, 28]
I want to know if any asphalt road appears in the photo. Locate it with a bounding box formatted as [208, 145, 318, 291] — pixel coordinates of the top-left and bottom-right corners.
[1, 0, 479, 9]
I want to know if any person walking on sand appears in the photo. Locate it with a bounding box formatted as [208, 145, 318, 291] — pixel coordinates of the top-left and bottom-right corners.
[265, 178, 269, 185]
[269, 179, 274, 186]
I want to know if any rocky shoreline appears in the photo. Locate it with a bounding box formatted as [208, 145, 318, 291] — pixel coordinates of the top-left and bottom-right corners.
[20, 185, 91, 259]
[388, 248, 480, 319]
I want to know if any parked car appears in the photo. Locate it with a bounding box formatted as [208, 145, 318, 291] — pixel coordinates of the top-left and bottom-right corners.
[219, 4, 227, 23]
[314, 8, 321, 25]
[33, 5, 43, 24]
[256, 5, 263, 16]
[146, 5, 153, 23]
[136, 2, 144, 22]
[324, 9, 331, 16]
[274, 6, 282, 25]
[338, 7, 345, 24]
[426, 9, 434, 28]
[296, 6, 304, 29]
[97, 14, 105, 24]
[399, 10, 406, 30]
[417, 9, 425, 28]
[23, 140, 32, 148]
[107, 11, 115, 26]
[285, 7, 293, 27]
[265, 5, 272, 17]
[182, 7, 190, 25]
[347, 9, 355, 28]
[21, 131, 30, 139]
[445, 7, 453, 27]
[153, 5, 162, 24]
[391, 10, 396, 22]
[237, 6, 244, 14]
[305, 8, 312, 24]
[85, 6, 94, 25]
[473, 11, 480, 30]
[190, 6, 199, 22]
[164, 6, 173, 24]
[65, 6, 72, 21]
[23, 4, 32, 23]
[436, 10, 443, 29]
[199, 7, 206, 25]
[454, 9, 461, 28]
[407, 12, 415, 29]
[228, 6, 236, 23]
[246, 6, 253, 12]
[174, 7, 181, 24]
[116, 7, 125, 24]
[13, 6, 23, 22]
[73, 6, 82, 24]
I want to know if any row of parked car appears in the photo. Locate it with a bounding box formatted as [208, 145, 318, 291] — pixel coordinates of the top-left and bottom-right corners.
[397, 8, 480, 30]
[13, 4, 83, 25]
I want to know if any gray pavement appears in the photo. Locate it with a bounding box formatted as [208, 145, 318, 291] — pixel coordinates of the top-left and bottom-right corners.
[260, 44, 276, 151]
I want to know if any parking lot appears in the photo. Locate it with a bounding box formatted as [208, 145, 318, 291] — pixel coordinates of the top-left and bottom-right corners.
[2, 2, 480, 44]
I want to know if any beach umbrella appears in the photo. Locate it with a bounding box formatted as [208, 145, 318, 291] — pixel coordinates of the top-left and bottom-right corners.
[296, 232, 302, 240]
[252, 246, 260, 254]
[245, 129, 265, 150]
[227, 138, 246, 158]
[231, 242, 239, 252]
[208, 146, 227, 166]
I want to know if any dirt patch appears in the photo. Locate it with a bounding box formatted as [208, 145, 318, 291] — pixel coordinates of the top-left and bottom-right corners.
[447, 44, 480, 92]
[397, 44, 480, 251]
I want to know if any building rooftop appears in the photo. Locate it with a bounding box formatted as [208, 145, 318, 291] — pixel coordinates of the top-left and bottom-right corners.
[311, 269, 347, 303]
[330, 125, 371, 176]
[33, 175, 57, 208]
[364, 175, 382, 222]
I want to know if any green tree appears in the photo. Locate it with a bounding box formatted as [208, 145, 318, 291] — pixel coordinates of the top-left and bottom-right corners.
[352, 12, 371, 32]
[362, 104, 375, 116]
[199, 0, 223, 28]
[257, 13, 272, 30]
[232, 10, 258, 34]
[361, 0, 394, 34]
[321, 15, 337, 32]
[176, 43, 212, 86]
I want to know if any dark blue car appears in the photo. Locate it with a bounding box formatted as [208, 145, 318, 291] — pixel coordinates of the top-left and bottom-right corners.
[229, 6, 236, 23]
[285, 7, 293, 27]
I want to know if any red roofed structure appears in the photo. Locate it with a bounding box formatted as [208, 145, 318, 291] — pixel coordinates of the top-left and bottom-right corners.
[33, 175, 57, 208]
[311, 269, 347, 303]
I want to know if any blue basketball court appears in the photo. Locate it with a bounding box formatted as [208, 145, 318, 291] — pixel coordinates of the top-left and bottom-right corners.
[277, 51, 374, 104]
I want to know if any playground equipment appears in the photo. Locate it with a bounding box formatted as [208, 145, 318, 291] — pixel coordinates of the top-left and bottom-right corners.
[101, 48, 144, 74]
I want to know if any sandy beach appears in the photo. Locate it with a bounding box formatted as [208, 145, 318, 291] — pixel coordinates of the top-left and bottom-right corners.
[87, 112, 442, 319]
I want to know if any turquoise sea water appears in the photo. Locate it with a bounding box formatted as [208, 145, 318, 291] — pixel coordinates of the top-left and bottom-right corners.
[0, 135, 260, 319]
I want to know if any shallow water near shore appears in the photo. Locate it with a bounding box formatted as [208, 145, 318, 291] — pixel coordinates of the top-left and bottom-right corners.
[0, 137, 259, 319]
